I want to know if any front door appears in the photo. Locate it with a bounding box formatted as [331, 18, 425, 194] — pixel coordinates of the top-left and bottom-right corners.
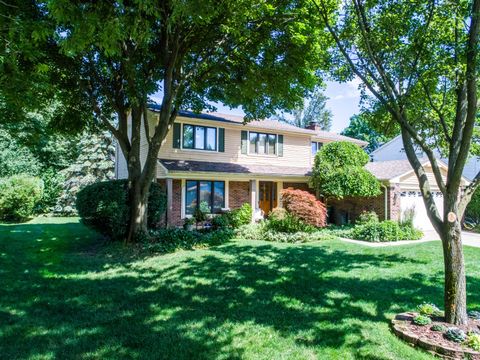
[259, 181, 277, 216]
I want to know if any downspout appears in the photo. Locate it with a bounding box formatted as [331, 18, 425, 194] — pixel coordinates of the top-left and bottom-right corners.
[381, 183, 388, 220]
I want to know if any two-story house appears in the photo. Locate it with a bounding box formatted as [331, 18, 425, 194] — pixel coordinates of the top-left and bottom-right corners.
[115, 105, 366, 227]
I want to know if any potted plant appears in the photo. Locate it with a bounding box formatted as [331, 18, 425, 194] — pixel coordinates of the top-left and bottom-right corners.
[183, 217, 195, 231]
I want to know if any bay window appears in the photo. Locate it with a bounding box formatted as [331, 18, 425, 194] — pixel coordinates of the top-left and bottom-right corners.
[185, 180, 225, 215]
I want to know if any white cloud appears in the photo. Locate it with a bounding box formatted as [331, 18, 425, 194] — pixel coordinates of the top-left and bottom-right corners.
[330, 78, 362, 101]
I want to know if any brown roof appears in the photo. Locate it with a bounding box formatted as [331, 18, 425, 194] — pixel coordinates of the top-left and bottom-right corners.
[365, 159, 418, 180]
[159, 159, 312, 177]
[148, 105, 366, 145]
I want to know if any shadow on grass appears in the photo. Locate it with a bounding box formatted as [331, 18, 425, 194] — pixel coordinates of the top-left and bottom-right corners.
[1, 220, 478, 359]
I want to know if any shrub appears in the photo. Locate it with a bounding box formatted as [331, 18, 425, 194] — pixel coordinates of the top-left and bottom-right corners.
[230, 203, 252, 227]
[417, 303, 441, 317]
[401, 206, 416, 228]
[445, 328, 467, 343]
[267, 212, 316, 233]
[469, 310, 480, 320]
[281, 189, 327, 227]
[76, 180, 166, 240]
[147, 227, 234, 253]
[236, 223, 265, 241]
[147, 183, 167, 229]
[236, 222, 336, 243]
[357, 211, 379, 224]
[311, 141, 381, 199]
[262, 230, 336, 243]
[0, 175, 44, 222]
[211, 214, 231, 229]
[466, 333, 480, 351]
[431, 324, 447, 332]
[269, 207, 287, 220]
[351, 220, 423, 242]
[412, 315, 431, 326]
[36, 168, 64, 213]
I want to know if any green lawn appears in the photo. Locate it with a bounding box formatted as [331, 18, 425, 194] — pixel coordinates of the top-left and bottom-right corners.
[2, 218, 480, 359]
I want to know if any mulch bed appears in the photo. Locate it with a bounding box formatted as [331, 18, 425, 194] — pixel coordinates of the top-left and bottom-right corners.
[391, 312, 480, 359]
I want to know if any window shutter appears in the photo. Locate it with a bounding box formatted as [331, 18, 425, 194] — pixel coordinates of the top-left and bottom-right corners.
[218, 128, 225, 152]
[278, 135, 284, 156]
[241, 131, 248, 154]
[173, 123, 181, 149]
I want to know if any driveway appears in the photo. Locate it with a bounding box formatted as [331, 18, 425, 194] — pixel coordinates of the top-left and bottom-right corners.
[340, 231, 480, 248]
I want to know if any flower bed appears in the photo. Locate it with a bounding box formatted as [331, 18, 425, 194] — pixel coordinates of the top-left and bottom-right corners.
[392, 309, 480, 359]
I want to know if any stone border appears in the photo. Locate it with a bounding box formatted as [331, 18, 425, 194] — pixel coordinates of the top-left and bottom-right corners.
[391, 313, 480, 359]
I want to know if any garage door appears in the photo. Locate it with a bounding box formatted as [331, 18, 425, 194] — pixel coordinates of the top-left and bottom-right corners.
[400, 190, 443, 231]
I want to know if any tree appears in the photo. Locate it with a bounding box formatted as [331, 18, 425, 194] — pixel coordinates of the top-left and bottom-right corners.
[310, 141, 381, 200]
[314, 0, 480, 324]
[38, 0, 327, 241]
[280, 87, 333, 130]
[341, 114, 392, 153]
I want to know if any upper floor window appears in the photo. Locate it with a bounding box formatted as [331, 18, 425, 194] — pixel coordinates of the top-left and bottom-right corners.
[249, 132, 277, 155]
[311, 141, 323, 155]
[183, 124, 217, 151]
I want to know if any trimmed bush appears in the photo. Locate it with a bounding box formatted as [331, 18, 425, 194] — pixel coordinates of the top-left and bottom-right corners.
[351, 220, 423, 242]
[76, 180, 166, 240]
[281, 189, 327, 227]
[431, 324, 447, 332]
[230, 203, 252, 227]
[0, 175, 44, 222]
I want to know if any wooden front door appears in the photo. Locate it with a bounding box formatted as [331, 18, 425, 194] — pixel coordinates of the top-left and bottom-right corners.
[259, 181, 277, 216]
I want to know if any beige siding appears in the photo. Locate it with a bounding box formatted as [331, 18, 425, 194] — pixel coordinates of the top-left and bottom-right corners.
[157, 115, 313, 168]
[398, 165, 448, 191]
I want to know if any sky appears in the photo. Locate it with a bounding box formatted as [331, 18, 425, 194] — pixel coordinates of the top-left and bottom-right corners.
[152, 80, 362, 134]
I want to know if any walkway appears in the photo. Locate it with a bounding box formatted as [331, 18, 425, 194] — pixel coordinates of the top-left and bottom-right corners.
[339, 231, 480, 248]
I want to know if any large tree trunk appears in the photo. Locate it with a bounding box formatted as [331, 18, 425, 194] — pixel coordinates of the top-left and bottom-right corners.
[440, 198, 468, 325]
[126, 176, 149, 242]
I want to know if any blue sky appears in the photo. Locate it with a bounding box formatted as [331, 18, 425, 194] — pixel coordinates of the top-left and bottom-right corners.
[152, 80, 361, 133]
[208, 80, 361, 133]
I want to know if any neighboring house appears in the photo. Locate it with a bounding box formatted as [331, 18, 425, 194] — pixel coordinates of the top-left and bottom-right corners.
[371, 135, 480, 181]
[368, 136, 473, 230]
[115, 105, 366, 227]
[115, 106, 467, 230]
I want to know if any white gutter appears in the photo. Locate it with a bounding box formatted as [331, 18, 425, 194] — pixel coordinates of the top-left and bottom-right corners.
[381, 183, 388, 220]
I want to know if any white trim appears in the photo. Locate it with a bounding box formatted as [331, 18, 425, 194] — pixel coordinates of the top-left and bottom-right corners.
[225, 180, 230, 209]
[158, 171, 309, 182]
[181, 179, 186, 219]
[247, 130, 279, 157]
[179, 121, 220, 153]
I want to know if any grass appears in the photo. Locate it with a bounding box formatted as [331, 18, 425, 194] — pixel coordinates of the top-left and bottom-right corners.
[2, 218, 480, 359]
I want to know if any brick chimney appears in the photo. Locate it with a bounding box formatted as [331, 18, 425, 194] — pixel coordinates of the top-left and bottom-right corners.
[306, 120, 320, 131]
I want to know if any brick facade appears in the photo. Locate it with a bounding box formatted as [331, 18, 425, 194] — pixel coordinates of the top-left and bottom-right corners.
[328, 184, 402, 224]
[170, 179, 183, 227]
[282, 182, 314, 194]
[229, 181, 250, 210]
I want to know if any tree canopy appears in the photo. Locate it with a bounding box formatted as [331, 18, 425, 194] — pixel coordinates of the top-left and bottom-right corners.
[314, 0, 480, 324]
[279, 87, 332, 130]
[341, 114, 393, 153]
[310, 141, 381, 199]
[3, 0, 330, 240]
